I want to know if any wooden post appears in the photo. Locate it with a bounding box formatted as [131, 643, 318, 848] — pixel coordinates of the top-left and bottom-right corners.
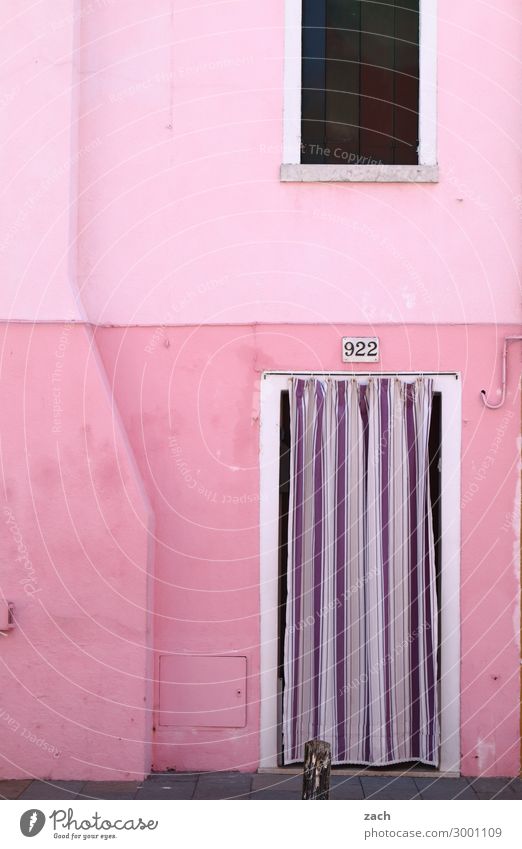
[302, 739, 331, 799]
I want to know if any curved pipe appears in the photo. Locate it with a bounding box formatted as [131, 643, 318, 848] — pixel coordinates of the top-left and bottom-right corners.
[481, 335, 522, 409]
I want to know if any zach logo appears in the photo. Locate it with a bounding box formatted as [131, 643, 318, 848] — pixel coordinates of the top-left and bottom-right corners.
[20, 810, 46, 837]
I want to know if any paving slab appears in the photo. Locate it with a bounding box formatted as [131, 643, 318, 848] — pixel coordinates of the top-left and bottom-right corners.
[193, 772, 253, 800]
[19, 781, 85, 800]
[361, 776, 419, 800]
[2, 773, 520, 801]
[503, 781, 522, 796]
[251, 790, 302, 800]
[486, 778, 522, 799]
[136, 776, 197, 800]
[414, 778, 477, 800]
[148, 772, 201, 781]
[251, 774, 302, 800]
[507, 779, 522, 799]
[81, 781, 140, 800]
[469, 778, 519, 800]
[330, 777, 364, 800]
[0, 780, 32, 800]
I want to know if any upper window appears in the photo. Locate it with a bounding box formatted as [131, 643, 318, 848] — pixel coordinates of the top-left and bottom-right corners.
[302, 0, 419, 165]
[281, 0, 437, 182]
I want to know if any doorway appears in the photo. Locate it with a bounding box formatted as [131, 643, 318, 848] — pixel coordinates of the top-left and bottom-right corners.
[259, 372, 461, 773]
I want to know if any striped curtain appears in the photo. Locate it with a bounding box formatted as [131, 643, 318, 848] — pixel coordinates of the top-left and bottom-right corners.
[283, 377, 438, 766]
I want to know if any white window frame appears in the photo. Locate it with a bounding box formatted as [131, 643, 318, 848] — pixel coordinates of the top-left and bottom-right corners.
[281, 0, 438, 182]
[259, 372, 461, 773]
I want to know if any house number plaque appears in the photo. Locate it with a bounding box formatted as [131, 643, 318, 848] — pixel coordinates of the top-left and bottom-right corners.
[342, 337, 380, 363]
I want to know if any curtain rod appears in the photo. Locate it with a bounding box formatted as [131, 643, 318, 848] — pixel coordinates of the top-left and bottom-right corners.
[262, 371, 460, 378]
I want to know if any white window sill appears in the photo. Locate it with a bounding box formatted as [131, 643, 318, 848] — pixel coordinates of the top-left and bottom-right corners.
[280, 164, 439, 183]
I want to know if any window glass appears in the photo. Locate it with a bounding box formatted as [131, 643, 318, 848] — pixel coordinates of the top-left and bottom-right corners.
[301, 0, 419, 165]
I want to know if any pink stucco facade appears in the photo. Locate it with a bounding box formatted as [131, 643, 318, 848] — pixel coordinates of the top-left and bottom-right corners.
[0, 1, 520, 779]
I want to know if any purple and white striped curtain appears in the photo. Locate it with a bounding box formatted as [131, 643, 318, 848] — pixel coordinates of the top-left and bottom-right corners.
[283, 377, 439, 766]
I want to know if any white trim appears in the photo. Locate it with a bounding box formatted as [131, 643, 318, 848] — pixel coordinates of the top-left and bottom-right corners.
[281, 0, 438, 179]
[280, 163, 438, 183]
[259, 373, 284, 768]
[418, 0, 438, 166]
[259, 372, 461, 772]
[437, 371, 462, 774]
[282, 0, 302, 164]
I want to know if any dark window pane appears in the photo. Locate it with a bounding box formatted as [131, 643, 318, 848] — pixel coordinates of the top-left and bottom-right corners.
[301, 1, 327, 163]
[394, 0, 420, 164]
[325, 1, 361, 153]
[359, 0, 396, 163]
[301, 0, 419, 165]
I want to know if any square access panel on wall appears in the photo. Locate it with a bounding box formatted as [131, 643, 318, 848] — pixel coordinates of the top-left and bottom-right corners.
[158, 655, 247, 728]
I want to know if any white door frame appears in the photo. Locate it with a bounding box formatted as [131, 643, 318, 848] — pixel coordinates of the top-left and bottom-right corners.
[259, 372, 461, 774]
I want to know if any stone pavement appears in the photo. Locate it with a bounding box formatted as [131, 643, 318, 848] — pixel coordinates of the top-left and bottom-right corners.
[1, 773, 522, 801]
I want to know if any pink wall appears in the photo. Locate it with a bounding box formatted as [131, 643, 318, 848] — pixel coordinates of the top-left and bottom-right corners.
[2, 2, 519, 325]
[0, 1, 82, 321]
[0, 322, 519, 778]
[75, 0, 522, 326]
[0, 323, 153, 780]
[94, 322, 519, 776]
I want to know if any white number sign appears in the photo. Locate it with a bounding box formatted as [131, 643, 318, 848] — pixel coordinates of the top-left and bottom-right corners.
[342, 337, 380, 363]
